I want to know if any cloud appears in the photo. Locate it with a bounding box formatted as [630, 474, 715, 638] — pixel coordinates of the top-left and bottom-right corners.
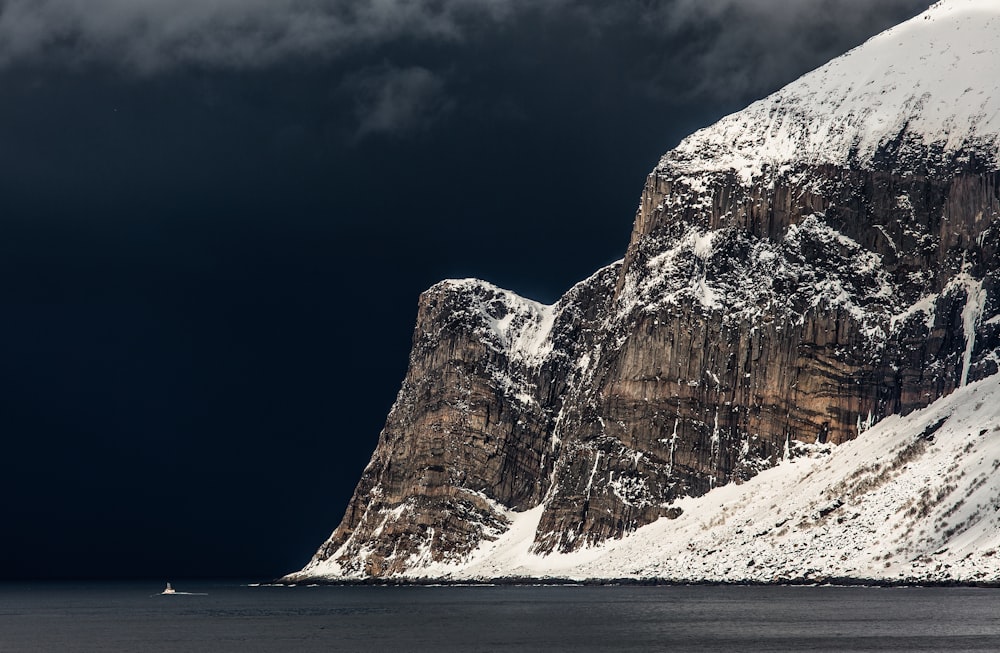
[0, 0, 931, 117]
[0, 0, 539, 72]
[344, 64, 453, 139]
[625, 0, 931, 102]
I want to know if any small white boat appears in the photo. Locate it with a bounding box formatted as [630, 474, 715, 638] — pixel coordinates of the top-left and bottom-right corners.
[161, 582, 176, 595]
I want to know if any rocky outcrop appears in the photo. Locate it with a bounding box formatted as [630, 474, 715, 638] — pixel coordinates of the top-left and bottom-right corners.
[297, 269, 620, 576]
[288, 0, 1000, 580]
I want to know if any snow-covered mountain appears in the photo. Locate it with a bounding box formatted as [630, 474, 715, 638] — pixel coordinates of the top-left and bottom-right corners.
[287, 0, 1000, 583]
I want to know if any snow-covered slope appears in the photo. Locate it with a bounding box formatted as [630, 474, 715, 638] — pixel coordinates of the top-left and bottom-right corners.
[665, 0, 1000, 183]
[402, 374, 1000, 584]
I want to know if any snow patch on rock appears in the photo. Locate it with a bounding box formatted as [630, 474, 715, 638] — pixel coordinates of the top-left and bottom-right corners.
[438, 278, 557, 367]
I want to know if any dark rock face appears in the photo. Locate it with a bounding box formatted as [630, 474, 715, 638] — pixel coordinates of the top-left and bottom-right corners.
[290, 150, 1000, 577]
[301, 269, 620, 576]
[534, 162, 1000, 552]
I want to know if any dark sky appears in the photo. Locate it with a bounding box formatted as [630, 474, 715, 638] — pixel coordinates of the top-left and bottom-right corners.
[0, 0, 930, 581]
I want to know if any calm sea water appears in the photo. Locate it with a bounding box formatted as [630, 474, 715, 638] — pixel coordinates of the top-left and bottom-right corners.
[2, 582, 999, 652]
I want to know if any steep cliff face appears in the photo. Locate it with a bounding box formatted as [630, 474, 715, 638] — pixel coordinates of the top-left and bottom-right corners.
[532, 164, 1000, 554]
[298, 268, 620, 576]
[289, 0, 1000, 580]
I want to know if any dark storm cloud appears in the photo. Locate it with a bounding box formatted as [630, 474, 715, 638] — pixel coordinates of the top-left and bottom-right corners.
[625, 0, 932, 101]
[0, 0, 545, 72]
[0, 0, 929, 85]
[345, 64, 453, 138]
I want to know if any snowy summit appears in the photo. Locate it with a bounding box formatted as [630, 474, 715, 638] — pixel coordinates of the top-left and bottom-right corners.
[664, 0, 1000, 183]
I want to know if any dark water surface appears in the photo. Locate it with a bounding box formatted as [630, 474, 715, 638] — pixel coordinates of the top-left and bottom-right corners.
[2, 582, 1000, 652]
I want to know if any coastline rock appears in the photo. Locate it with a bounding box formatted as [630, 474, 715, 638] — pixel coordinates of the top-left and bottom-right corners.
[288, 0, 1000, 581]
